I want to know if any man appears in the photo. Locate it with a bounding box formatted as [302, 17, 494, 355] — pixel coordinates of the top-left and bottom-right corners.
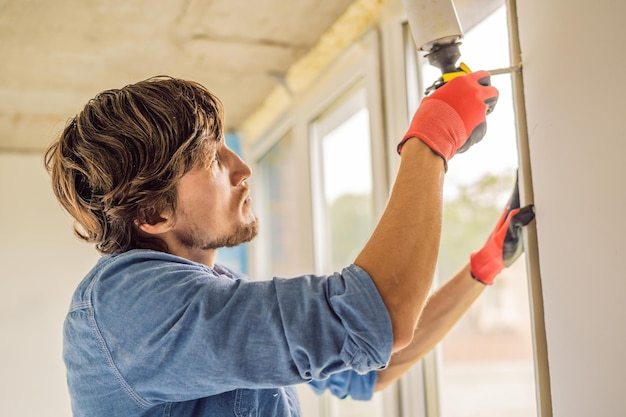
[45, 72, 532, 416]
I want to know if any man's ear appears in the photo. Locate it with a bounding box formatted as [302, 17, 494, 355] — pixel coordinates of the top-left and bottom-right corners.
[135, 210, 174, 236]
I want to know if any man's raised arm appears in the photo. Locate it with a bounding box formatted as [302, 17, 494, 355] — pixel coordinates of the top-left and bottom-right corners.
[354, 71, 499, 351]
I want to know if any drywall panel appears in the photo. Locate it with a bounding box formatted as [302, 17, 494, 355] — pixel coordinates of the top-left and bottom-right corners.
[516, 0, 626, 415]
[0, 153, 100, 416]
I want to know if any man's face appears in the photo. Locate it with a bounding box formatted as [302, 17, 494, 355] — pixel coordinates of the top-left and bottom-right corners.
[166, 139, 258, 258]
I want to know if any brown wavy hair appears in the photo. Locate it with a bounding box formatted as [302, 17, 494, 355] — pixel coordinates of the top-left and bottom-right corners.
[44, 76, 223, 254]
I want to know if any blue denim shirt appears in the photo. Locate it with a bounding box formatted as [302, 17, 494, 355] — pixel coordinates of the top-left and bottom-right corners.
[63, 249, 392, 416]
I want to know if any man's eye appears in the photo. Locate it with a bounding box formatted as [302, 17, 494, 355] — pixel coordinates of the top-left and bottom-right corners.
[212, 152, 220, 166]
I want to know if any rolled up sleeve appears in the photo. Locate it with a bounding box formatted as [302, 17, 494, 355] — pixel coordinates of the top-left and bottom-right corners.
[274, 264, 393, 380]
[308, 369, 378, 401]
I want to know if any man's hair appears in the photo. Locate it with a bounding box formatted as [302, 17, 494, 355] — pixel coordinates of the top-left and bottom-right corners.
[44, 76, 223, 254]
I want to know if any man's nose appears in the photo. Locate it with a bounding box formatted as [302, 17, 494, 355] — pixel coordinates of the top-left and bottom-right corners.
[228, 148, 252, 185]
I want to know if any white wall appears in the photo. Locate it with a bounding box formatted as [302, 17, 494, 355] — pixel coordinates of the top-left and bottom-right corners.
[516, 1, 626, 415]
[0, 153, 100, 416]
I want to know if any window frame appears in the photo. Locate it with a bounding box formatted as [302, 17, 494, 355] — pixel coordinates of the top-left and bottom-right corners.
[246, 0, 550, 414]
[385, 1, 550, 416]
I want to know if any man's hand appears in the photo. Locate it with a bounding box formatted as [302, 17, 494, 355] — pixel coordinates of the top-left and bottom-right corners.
[397, 71, 499, 169]
[470, 174, 535, 284]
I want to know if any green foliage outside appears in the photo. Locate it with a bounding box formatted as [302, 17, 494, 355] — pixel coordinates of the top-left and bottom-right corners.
[438, 171, 516, 281]
[325, 171, 515, 278]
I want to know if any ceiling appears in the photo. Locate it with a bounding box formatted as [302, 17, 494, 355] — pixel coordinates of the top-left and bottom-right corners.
[0, 0, 502, 153]
[0, 0, 357, 152]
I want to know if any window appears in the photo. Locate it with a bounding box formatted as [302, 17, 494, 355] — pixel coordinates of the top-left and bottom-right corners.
[405, 6, 538, 417]
[310, 83, 374, 274]
[256, 131, 304, 278]
[309, 81, 384, 417]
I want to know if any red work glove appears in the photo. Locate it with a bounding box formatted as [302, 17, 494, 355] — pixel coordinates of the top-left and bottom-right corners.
[397, 71, 499, 169]
[470, 175, 535, 285]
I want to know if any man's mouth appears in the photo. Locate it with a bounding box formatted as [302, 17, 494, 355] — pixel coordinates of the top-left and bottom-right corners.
[241, 189, 251, 206]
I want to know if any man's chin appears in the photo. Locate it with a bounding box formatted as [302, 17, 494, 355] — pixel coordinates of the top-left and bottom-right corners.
[240, 220, 259, 244]
[224, 218, 259, 248]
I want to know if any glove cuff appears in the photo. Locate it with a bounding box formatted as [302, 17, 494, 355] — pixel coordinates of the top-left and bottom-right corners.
[469, 249, 503, 285]
[398, 99, 467, 162]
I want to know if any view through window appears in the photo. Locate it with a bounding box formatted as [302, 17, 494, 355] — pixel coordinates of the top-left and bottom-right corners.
[418, 6, 539, 417]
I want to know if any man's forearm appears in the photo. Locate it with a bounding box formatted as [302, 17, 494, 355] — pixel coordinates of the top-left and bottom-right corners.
[374, 264, 485, 390]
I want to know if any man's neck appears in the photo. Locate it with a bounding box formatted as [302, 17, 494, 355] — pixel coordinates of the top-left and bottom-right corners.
[165, 243, 218, 268]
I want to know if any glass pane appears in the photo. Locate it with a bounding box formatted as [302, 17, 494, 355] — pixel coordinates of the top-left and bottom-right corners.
[321, 107, 374, 272]
[311, 87, 383, 417]
[257, 131, 302, 277]
[436, 6, 538, 417]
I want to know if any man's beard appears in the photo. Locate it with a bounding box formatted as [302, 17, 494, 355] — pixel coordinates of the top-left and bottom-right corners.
[208, 218, 259, 249]
[180, 217, 259, 251]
